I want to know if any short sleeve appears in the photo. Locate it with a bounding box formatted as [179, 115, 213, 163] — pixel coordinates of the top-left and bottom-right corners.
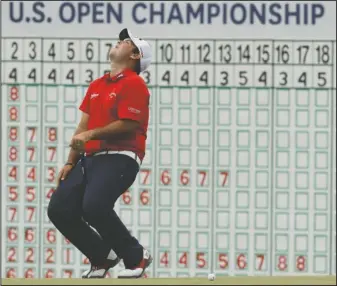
[79, 85, 92, 114]
[117, 78, 149, 122]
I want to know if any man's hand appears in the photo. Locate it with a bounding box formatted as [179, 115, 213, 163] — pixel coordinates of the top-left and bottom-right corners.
[56, 164, 74, 187]
[69, 130, 93, 152]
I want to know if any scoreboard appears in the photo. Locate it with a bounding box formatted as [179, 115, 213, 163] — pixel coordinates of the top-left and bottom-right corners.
[1, 0, 336, 280]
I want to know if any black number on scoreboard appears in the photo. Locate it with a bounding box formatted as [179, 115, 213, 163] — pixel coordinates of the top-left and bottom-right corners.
[298, 72, 307, 87]
[48, 43, 56, 60]
[161, 70, 171, 84]
[258, 71, 267, 86]
[256, 45, 270, 63]
[9, 68, 17, 82]
[180, 45, 191, 63]
[180, 71, 189, 85]
[11, 42, 19, 60]
[86, 42, 94, 61]
[105, 43, 112, 61]
[197, 44, 211, 63]
[199, 71, 208, 85]
[48, 69, 56, 83]
[275, 45, 290, 64]
[85, 69, 93, 83]
[67, 42, 75, 60]
[66, 69, 75, 83]
[279, 72, 288, 86]
[237, 45, 251, 63]
[220, 71, 228, 86]
[143, 71, 150, 84]
[316, 45, 330, 64]
[296, 45, 309, 64]
[160, 44, 173, 63]
[28, 41, 37, 60]
[28, 68, 36, 83]
[317, 72, 327, 87]
[218, 44, 232, 63]
[239, 71, 248, 86]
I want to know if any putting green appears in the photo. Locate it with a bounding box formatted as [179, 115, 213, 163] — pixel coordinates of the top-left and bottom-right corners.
[2, 276, 336, 285]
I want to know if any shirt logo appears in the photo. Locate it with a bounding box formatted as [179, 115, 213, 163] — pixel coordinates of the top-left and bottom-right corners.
[109, 92, 116, 99]
[91, 93, 99, 99]
[128, 107, 141, 114]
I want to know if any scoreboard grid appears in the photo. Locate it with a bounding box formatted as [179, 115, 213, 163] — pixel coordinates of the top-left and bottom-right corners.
[1, 37, 336, 278]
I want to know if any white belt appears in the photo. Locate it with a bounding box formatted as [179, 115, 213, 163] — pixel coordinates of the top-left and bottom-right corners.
[88, 150, 141, 166]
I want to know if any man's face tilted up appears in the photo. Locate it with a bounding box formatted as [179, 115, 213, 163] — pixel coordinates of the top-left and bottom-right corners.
[109, 38, 140, 64]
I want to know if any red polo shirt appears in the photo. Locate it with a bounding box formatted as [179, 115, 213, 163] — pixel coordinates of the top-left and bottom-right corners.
[79, 69, 150, 161]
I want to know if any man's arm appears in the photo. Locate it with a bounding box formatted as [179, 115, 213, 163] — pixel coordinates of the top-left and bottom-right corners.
[89, 119, 139, 141]
[67, 112, 89, 164]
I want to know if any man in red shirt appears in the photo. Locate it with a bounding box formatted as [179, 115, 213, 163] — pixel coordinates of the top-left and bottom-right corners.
[47, 28, 152, 279]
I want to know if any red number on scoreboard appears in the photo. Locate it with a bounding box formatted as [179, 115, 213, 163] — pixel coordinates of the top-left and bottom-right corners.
[160, 251, 169, 267]
[27, 127, 36, 143]
[180, 170, 190, 186]
[7, 247, 17, 262]
[7, 227, 18, 242]
[27, 147, 36, 162]
[218, 253, 229, 269]
[46, 188, 55, 201]
[26, 187, 36, 202]
[8, 166, 18, 181]
[198, 170, 207, 186]
[8, 207, 17, 222]
[63, 248, 72, 264]
[9, 106, 19, 121]
[27, 167, 37, 182]
[63, 269, 73, 278]
[45, 248, 55, 263]
[45, 269, 55, 278]
[10, 86, 19, 101]
[47, 167, 56, 182]
[25, 206, 36, 222]
[82, 256, 90, 264]
[24, 268, 34, 278]
[6, 268, 17, 278]
[9, 146, 18, 162]
[140, 169, 151, 185]
[196, 252, 206, 268]
[47, 127, 57, 142]
[122, 190, 131, 205]
[46, 229, 56, 244]
[25, 248, 35, 263]
[161, 170, 171, 185]
[237, 254, 247, 269]
[25, 228, 35, 243]
[178, 252, 188, 267]
[8, 186, 18, 201]
[277, 255, 288, 271]
[220, 171, 229, 186]
[9, 127, 19, 142]
[296, 256, 306, 271]
[140, 190, 150, 205]
[256, 254, 265, 270]
[47, 147, 57, 162]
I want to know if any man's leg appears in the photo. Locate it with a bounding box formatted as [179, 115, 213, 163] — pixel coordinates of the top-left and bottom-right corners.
[82, 154, 145, 269]
[47, 161, 112, 266]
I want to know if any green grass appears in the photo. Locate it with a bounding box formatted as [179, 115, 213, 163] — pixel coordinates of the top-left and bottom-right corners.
[2, 276, 336, 285]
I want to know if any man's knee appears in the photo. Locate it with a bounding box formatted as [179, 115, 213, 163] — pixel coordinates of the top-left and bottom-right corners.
[82, 200, 108, 228]
[47, 185, 77, 223]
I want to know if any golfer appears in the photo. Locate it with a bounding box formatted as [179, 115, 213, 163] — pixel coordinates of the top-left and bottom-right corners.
[47, 28, 152, 279]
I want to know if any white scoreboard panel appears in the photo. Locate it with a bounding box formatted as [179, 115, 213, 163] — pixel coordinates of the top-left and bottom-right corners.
[1, 0, 336, 280]
[1, 37, 336, 279]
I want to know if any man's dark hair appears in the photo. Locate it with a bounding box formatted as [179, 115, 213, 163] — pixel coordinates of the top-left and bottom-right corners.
[132, 46, 141, 75]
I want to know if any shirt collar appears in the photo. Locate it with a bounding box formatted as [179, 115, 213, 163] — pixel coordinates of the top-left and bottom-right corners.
[105, 68, 136, 81]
